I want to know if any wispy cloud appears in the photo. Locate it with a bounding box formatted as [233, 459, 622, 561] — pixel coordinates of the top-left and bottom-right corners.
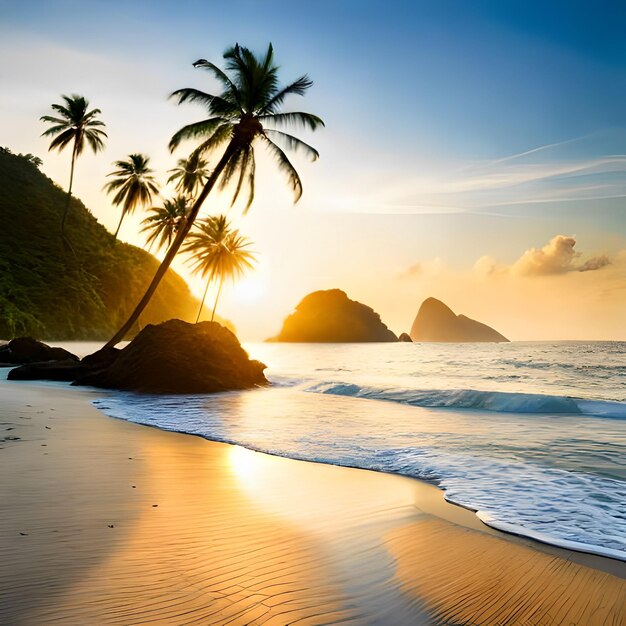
[338, 132, 626, 214]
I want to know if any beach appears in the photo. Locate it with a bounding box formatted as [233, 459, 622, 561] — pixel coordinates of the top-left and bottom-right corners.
[1, 378, 625, 625]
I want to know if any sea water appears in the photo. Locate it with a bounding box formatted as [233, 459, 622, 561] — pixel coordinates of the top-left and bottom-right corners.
[90, 341, 626, 560]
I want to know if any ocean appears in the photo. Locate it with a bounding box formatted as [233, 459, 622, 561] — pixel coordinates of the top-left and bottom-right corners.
[83, 341, 625, 560]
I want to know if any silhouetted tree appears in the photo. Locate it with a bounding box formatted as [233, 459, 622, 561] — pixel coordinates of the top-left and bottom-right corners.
[105, 43, 323, 345]
[141, 195, 190, 253]
[104, 154, 159, 239]
[184, 215, 255, 323]
[167, 152, 210, 196]
[41, 95, 106, 238]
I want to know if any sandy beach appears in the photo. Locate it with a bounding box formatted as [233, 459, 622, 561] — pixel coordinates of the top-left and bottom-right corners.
[0, 379, 625, 625]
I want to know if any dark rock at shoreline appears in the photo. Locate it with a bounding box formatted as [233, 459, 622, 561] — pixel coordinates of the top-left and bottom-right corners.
[270, 289, 397, 343]
[8, 359, 87, 382]
[398, 333, 413, 342]
[410, 298, 509, 342]
[76, 319, 268, 394]
[0, 337, 79, 364]
[81, 346, 121, 370]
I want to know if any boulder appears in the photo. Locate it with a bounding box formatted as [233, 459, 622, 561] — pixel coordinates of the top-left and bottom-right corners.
[8, 359, 87, 382]
[270, 289, 397, 343]
[75, 319, 267, 394]
[398, 333, 413, 342]
[410, 298, 509, 342]
[0, 337, 78, 364]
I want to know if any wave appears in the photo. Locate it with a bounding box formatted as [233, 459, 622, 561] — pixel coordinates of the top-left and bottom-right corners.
[304, 382, 626, 418]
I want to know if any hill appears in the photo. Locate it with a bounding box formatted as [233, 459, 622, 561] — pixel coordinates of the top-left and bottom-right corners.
[410, 297, 509, 342]
[270, 289, 397, 342]
[0, 147, 205, 340]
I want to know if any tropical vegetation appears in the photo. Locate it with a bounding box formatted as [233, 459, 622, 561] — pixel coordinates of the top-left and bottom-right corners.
[183, 215, 256, 323]
[0, 148, 206, 339]
[168, 152, 210, 196]
[104, 154, 159, 239]
[105, 42, 323, 346]
[40, 94, 107, 239]
[141, 195, 190, 253]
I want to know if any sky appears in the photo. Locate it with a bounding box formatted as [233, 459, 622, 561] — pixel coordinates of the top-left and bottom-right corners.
[1, 0, 625, 340]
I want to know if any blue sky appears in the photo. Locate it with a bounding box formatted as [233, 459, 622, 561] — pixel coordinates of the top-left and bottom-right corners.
[1, 0, 625, 338]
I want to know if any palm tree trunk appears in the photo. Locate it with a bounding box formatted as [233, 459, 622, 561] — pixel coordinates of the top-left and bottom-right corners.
[61, 145, 77, 237]
[113, 210, 125, 240]
[196, 279, 211, 323]
[104, 141, 237, 348]
[211, 279, 223, 322]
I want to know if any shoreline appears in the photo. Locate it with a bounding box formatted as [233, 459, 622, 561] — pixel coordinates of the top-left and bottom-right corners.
[1, 379, 625, 624]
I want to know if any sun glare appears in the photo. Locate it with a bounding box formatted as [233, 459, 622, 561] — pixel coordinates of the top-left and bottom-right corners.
[231, 273, 266, 302]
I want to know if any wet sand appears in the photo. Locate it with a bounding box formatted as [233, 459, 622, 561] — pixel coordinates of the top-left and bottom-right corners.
[0, 379, 624, 625]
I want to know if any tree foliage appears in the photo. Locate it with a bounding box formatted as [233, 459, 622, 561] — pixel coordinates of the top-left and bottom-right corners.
[0, 148, 210, 339]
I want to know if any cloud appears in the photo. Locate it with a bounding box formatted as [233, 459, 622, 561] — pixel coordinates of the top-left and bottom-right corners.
[578, 255, 611, 272]
[512, 235, 579, 276]
[511, 235, 614, 276]
[396, 262, 422, 279]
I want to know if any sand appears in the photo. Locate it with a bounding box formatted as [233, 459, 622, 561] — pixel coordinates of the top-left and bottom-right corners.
[0, 379, 624, 625]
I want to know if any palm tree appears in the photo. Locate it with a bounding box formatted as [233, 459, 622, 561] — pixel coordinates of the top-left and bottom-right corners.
[104, 154, 160, 239]
[141, 195, 190, 253]
[168, 152, 210, 196]
[105, 43, 323, 346]
[184, 215, 256, 323]
[41, 94, 106, 237]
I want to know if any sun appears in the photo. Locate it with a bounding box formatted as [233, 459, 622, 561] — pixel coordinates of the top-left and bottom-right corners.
[231, 273, 267, 302]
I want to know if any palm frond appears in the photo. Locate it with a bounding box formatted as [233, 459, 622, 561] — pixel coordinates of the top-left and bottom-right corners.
[260, 136, 303, 202]
[261, 75, 313, 114]
[168, 117, 226, 152]
[170, 88, 240, 117]
[264, 129, 319, 160]
[259, 111, 325, 131]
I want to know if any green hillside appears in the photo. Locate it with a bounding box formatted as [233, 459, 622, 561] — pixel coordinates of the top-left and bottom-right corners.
[0, 147, 203, 340]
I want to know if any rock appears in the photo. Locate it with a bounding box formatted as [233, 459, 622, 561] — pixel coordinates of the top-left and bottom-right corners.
[8, 359, 87, 382]
[80, 346, 121, 370]
[398, 333, 413, 342]
[0, 337, 78, 364]
[410, 298, 509, 342]
[75, 319, 267, 394]
[270, 289, 397, 343]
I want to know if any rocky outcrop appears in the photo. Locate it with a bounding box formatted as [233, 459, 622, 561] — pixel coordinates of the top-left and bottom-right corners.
[76, 319, 268, 394]
[271, 289, 397, 343]
[398, 333, 413, 342]
[8, 359, 87, 382]
[0, 337, 78, 364]
[410, 298, 509, 343]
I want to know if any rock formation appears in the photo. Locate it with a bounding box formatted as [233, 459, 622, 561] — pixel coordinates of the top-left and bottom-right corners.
[0, 337, 78, 365]
[410, 298, 509, 342]
[271, 289, 397, 343]
[75, 319, 268, 393]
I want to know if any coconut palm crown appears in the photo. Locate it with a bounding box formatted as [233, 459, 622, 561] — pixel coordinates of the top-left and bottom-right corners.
[141, 195, 191, 253]
[40, 94, 107, 236]
[167, 152, 210, 196]
[104, 154, 160, 239]
[184, 215, 256, 323]
[169, 42, 324, 210]
[106, 42, 323, 346]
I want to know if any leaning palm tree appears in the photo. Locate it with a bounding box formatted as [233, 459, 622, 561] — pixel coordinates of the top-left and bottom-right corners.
[184, 215, 256, 323]
[41, 94, 106, 237]
[141, 195, 190, 253]
[104, 154, 160, 239]
[167, 152, 210, 196]
[105, 43, 323, 346]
